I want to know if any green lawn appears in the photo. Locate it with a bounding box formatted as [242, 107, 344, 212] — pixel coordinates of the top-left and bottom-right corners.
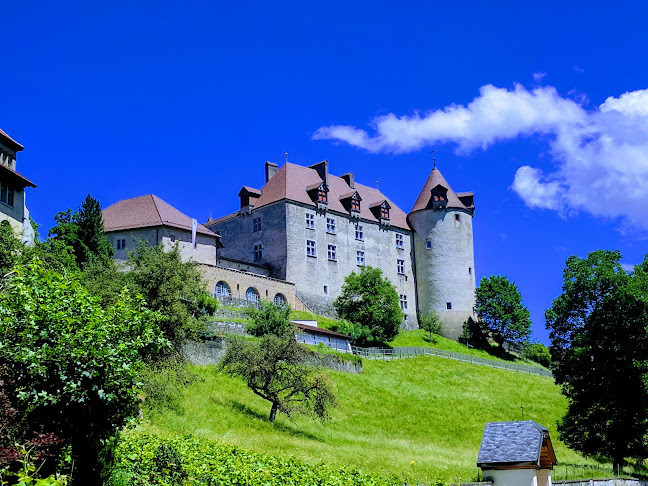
[143, 355, 588, 483]
[390, 330, 546, 368]
[289, 310, 342, 330]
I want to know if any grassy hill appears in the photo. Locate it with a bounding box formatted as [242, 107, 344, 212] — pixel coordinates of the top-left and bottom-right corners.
[142, 352, 589, 483]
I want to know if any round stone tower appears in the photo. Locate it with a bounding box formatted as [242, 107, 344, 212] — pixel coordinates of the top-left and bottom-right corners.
[407, 165, 476, 340]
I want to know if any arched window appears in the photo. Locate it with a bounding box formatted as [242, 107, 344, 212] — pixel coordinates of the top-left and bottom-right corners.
[274, 293, 287, 306]
[215, 281, 231, 298]
[245, 287, 259, 303]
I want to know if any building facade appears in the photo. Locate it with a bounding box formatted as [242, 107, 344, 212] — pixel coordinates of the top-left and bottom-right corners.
[206, 160, 476, 336]
[0, 128, 36, 246]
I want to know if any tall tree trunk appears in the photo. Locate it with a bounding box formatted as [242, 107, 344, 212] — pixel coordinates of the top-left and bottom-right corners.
[613, 456, 624, 477]
[269, 402, 278, 423]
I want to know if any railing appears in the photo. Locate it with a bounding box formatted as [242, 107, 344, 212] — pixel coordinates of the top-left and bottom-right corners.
[350, 346, 553, 378]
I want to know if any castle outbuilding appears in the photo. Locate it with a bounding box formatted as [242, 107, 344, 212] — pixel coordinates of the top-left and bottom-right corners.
[206, 159, 477, 336]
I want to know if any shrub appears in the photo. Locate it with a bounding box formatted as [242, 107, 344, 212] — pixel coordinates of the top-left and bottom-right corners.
[245, 300, 291, 337]
[524, 342, 552, 367]
[419, 312, 441, 343]
[110, 432, 402, 486]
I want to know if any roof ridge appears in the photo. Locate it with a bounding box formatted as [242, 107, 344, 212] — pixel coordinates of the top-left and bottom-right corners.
[150, 194, 164, 225]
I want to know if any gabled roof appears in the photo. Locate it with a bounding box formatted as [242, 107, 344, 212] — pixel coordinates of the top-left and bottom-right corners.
[477, 421, 557, 470]
[250, 162, 410, 230]
[409, 168, 473, 214]
[103, 194, 219, 238]
[0, 164, 36, 188]
[0, 128, 24, 152]
[238, 186, 262, 197]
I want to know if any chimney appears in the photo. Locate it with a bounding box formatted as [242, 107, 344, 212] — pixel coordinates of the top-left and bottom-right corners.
[309, 160, 329, 185]
[265, 161, 278, 183]
[341, 172, 355, 189]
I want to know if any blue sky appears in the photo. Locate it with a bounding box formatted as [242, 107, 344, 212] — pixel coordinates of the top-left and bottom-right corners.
[4, 1, 648, 343]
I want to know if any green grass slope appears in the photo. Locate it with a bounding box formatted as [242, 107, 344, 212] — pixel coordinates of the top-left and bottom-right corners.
[144, 354, 586, 483]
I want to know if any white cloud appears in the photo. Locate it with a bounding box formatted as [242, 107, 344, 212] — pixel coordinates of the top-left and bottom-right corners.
[313, 83, 648, 235]
[532, 72, 547, 82]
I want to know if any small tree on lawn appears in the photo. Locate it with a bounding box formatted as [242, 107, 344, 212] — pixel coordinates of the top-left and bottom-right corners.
[220, 334, 336, 423]
[334, 266, 402, 344]
[419, 311, 441, 342]
[475, 275, 531, 350]
[245, 300, 291, 337]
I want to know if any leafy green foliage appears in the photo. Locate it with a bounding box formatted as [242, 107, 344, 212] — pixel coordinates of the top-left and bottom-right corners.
[245, 301, 291, 337]
[128, 243, 209, 350]
[475, 275, 531, 348]
[220, 334, 336, 422]
[0, 220, 21, 275]
[337, 319, 373, 344]
[0, 260, 168, 485]
[419, 311, 441, 343]
[110, 432, 402, 486]
[334, 266, 402, 344]
[524, 343, 551, 367]
[546, 250, 648, 472]
[48, 195, 114, 268]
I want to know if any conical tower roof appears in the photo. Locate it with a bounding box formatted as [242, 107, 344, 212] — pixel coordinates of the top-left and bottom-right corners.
[409, 167, 473, 215]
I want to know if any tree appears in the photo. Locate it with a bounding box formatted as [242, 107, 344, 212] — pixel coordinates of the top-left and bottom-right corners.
[0, 260, 168, 484]
[334, 266, 402, 344]
[128, 242, 211, 350]
[245, 301, 291, 337]
[220, 334, 336, 423]
[0, 220, 21, 275]
[475, 275, 531, 349]
[419, 311, 441, 342]
[48, 195, 113, 268]
[546, 250, 648, 473]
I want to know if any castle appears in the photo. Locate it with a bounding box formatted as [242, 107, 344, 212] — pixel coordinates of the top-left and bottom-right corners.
[203, 159, 476, 339]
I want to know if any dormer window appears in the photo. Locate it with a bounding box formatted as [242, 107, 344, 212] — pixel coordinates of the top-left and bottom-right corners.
[369, 200, 391, 224]
[307, 182, 329, 209]
[339, 190, 362, 215]
[430, 184, 448, 210]
[238, 186, 262, 210]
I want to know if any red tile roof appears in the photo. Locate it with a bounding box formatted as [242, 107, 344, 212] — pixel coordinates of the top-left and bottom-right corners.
[0, 129, 24, 151]
[0, 164, 36, 188]
[409, 168, 473, 214]
[252, 162, 410, 230]
[103, 194, 219, 238]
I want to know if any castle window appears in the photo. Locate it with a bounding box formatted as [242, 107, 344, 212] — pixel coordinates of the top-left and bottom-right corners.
[274, 293, 287, 306]
[252, 217, 262, 232]
[305, 212, 315, 229]
[246, 287, 259, 303]
[318, 190, 328, 203]
[381, 207, 390, 219]
[399, 294, 408, 311]
[327, 244, 337, 261]
[455, 214, 461, 222]
[351, 198, 360, 212]
[215, 281, 231, 297]
[355, 223, 363, 241]
[116, 239, 126, 250]
[323, 285, 328, 295]
[306, 239, 317, 257]
[356, 250, 365, 266]
[326, 217, 336, 234]
[446, 302, 452, 310]
[397, 259, 405, 275]
[253, 243, 263, 261]
[469, 267, 472, 275]
[395, 233, 404, 249]
[426, 239, 432, 249]
[0, 182, 14, 207]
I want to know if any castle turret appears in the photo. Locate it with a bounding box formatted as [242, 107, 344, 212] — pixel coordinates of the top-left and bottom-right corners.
[408, 166, 476, 340]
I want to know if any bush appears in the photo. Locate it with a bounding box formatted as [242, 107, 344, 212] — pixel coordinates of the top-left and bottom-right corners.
[524, 342, 552, 367]
[245, 301, 291, 337]
[419, 312, 441, 343]
[337, 319, 373, 346]
[110, 432, 401, 486]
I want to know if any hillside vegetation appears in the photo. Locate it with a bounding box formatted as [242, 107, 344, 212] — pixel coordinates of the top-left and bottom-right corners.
[142, 353, 586, 483]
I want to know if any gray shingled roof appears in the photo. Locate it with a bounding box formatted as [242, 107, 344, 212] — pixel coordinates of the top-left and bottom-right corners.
[477, 421, 548, 468]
